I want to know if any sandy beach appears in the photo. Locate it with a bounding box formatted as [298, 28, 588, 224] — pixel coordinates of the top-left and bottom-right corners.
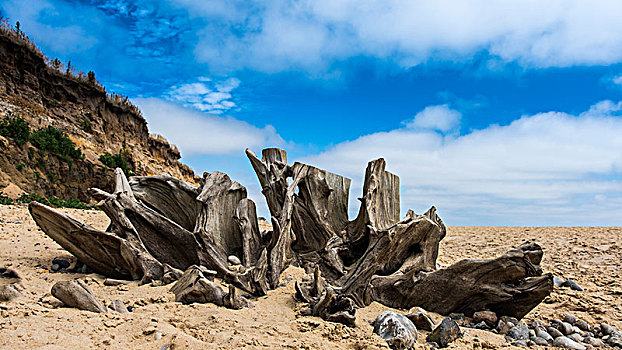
[1, 204, 620, 349]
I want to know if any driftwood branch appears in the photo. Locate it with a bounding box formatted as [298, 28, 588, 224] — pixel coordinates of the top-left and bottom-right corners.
[29, 148, 553, 320]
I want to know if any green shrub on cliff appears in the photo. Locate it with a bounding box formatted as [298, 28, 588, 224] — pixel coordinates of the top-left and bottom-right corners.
[99, 151, 133, 176]
[30, 126, 84, 161]
[0, 114, 30, 145]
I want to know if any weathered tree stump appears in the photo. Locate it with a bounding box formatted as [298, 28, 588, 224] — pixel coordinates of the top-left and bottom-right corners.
[29, 148, 553, 320]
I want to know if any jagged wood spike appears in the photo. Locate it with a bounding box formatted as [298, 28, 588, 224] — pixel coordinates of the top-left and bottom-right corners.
[245, 148, 289, 218]
[234, 198, 263, 267]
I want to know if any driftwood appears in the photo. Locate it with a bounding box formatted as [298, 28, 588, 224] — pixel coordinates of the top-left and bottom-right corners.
[51, 280, 106, 313]
[29, 147, 553, 320]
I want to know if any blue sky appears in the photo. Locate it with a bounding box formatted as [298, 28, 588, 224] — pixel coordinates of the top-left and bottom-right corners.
[2, 0, 622, 225]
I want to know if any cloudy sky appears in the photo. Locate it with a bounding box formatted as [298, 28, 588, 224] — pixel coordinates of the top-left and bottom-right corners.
[2, 0, 622, 225]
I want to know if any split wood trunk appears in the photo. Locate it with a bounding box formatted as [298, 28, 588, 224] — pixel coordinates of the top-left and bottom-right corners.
[29, 148, 552, 321]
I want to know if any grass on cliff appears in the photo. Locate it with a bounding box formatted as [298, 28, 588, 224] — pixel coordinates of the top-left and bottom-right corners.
[0, 114, 84, 163]
[0, 193, 94, 209]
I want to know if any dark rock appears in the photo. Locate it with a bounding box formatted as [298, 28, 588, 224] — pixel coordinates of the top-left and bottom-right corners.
[575, 319, 590, 331]
[506, 324, 530, 341]
[449, 313, 464, 321]
[473, 310, 498, 327]
[426, 317, 462, 348]
[52, 258, 71, 269]
[560, 322, 575, 336]
[511, 340, 528, 347]
[600, 323, 614, 336]
[583, 336, 605, 347]
[127, 305, 134, 312]
[548, 327, 564, 338]
[497, 319, 515, 335]
[561, 280, 583, 291]
[533, 337, 549, 346]
[568, 333, 583, 343]
[608, 334, 622, 348]
[553, 276, 565, 287]
[563, 314, 577, 325]
[405, 307, 436, 331]
[373, 311, 418, 350]
[50, 263, 60, 272]
[473, 321, 489, 330]
[536, 328, 553, 342]
[553, 336, 586, 350]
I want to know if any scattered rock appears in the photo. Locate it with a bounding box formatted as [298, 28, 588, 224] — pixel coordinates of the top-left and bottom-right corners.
[473, 321, 489, 330]
[568, 333, 583, 343]
[533, 337, 549, 345]
[50, 263, 60, 272]
[600, 323, 614, 336]
[536, 328, 553, 342]
[554, 336, 586, 350]
[405, 307, 435, 331]
[506, 324, 529, 341]
[52, 258, 71, 269]
[108, 300, 128, 313]
[548, 327, 564, 338]
[583, 336, 605, 347]
[51, 280, 106, 313]
[426, 317, 462, 348]
[154, 332, 162, 340]
[608, 334, 622, 348]
[561, 280, 583, 291]
[227, 255, 241, 265]
[473, 310, 497, 327]
[373, 311, 418, 350]
[553, 276, 566, 287]
[497, 319, 515, 335]
[143, 326, 156, 335]
[563, 314, 577, 325]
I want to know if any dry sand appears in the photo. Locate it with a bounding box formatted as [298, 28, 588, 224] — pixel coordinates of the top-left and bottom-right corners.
[0, 204, 620, 349]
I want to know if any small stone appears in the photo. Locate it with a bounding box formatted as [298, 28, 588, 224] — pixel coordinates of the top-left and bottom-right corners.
[473, 321, 489, 330]
[143, 326, 156, 335]
[426, 317, 462, 348]
[533, 337, 549, 346]
[497, 319, 515, 335]
[449, 313, 464, 321]
[564, 314, 577, 325]
[568, 333, 583, 343]
[554, 336, 586, 350]
[548, 327, 564, 338]
[600, 323, 614, 336]
[561, 322, 575, 335]
[50, 264, 60, 272]
[405, 307, 435, 332]
[52, 258, 71, 269]
[511, 340, 528, 347]
[536, 328, 553, 342]
[607, 334, 622, 348]
[473, 311, 498, 327]
[583, 336, 605, 347]
[553, 276, 566, 287]
[373, 311, 418, 350]
[561, 280, 583, 291]
[227, 255, 241, 265]
[575, 319, 590, 331]
[154, 332, 162, 340]
[529, 329, 536, 338]
[506, 324, 530, 342]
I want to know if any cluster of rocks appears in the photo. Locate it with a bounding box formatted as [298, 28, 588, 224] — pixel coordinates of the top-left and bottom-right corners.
[0, 267, 23, 302]
[462, 310, 621, 349]
[48, 257, 90, 274]
[373, 310, 463, 349]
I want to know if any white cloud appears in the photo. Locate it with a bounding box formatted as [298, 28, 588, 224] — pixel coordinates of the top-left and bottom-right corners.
[405, 105, 461, 133]
[133, 97, 284, 155]
[613, 74, 622, 86]
[304, 101, 622, 225]
[171, 0, 622, 73]
[164, 77, 241, 114]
